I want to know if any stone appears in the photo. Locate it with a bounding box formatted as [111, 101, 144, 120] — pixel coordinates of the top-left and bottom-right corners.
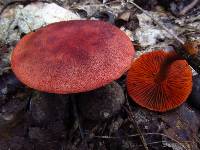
[0, 2, 80, 43]
[135, 12, 179, 47]
[30, 92, 69, 126]
[15, 2, 80, 33]
[77, 81, 125, 120]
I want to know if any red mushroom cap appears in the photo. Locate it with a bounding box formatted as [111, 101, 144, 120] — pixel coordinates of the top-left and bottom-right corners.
[127, 50, 192, 112]
[11, 20, 135, 94]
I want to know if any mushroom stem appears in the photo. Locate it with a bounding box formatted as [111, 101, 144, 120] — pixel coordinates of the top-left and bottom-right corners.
[172, 41, 200, 74]
[155, 51, 183, 83]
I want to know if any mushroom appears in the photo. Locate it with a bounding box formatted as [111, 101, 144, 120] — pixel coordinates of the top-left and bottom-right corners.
[11, 20, 135, 118]
[127, 50, 192, 112]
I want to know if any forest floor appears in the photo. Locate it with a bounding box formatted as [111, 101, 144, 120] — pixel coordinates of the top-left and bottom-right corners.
[0, 0, 200, 150]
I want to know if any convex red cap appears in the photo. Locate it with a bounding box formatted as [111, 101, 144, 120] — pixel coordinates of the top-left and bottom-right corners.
[11, 20, 135, 93]
[127, 50, 192, 112]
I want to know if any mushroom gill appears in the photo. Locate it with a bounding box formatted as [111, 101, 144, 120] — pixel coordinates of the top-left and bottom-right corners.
[127, 50, 192, 112]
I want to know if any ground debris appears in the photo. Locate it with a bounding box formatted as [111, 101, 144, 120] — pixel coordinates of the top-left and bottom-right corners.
[0, 0, 200, 150]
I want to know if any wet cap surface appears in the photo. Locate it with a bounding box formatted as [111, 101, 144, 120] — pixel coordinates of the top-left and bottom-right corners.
[11, 20, 135, 93]
[127, 50, 192, 112]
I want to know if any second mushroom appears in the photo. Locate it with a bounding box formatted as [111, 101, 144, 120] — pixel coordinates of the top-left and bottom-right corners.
[127, 49, 192, 112]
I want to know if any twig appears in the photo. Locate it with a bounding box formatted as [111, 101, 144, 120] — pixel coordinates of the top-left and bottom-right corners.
[18, 8, 33, 32]
[71, 95, 89, 150]
[26, 92, 33, 111]
[71, 96, 84, 139]
[1, 67, 11, 72]
[175, 111, 200, 146]
[127, 0, 185, 45]
[87, 133, 188, 150]
[124, 93, 149, 150]
[179, 0, 199, 16]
